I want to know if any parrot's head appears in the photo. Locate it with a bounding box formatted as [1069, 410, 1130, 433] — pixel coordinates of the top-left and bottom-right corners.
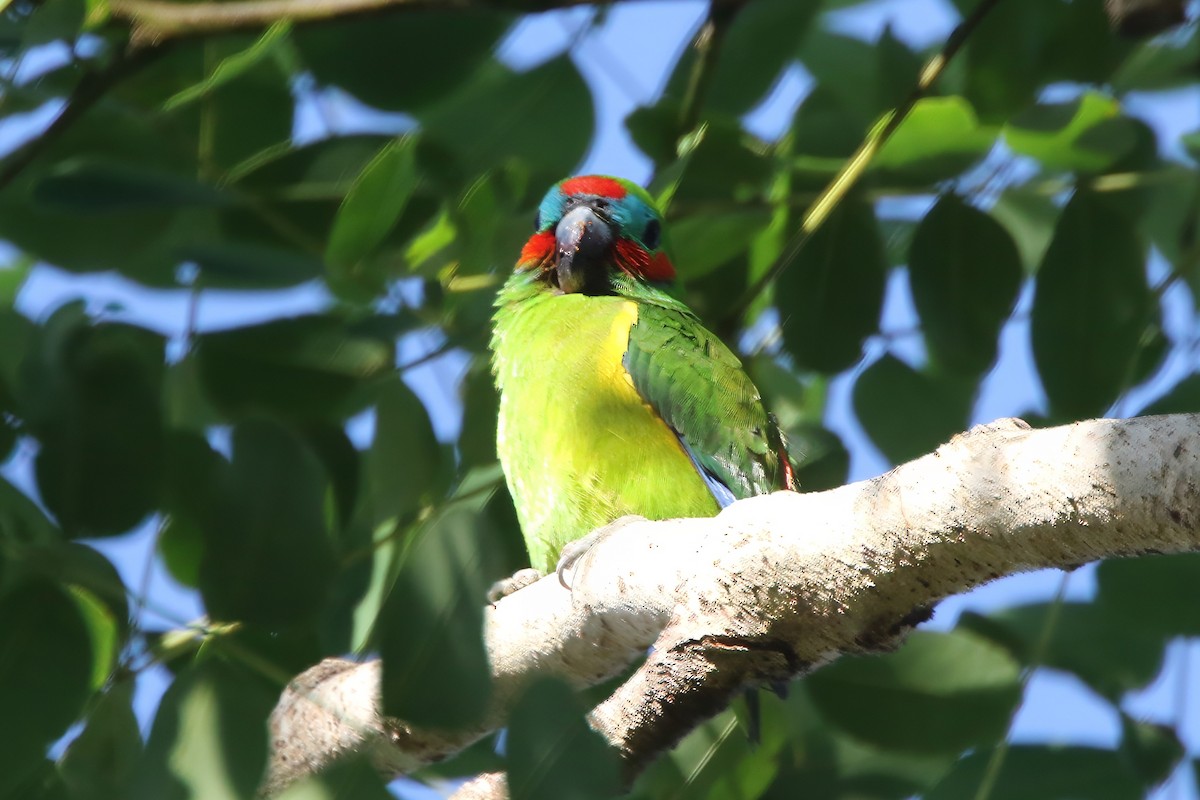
[516, 175, 676, 295]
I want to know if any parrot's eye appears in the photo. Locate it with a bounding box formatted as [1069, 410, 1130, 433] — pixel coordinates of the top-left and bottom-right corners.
[642, 219, 661, 250]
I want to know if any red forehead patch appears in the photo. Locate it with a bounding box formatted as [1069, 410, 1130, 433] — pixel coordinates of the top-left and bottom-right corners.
[560, 175, 627, 199]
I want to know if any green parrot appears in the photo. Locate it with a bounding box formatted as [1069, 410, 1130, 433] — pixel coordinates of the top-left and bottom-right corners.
[491, 174, 795, 575]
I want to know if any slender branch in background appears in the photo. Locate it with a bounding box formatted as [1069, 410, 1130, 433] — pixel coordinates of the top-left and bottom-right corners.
[0, 42, 171, 191]
[733, 0, 1006, 319]
[676, 0, 745, 137]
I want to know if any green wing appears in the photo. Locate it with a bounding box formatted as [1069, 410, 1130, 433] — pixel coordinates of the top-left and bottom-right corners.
[623, 299, 793, 501]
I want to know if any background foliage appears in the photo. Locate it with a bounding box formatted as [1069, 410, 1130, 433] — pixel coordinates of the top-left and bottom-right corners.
[0, 0, 1199, 797]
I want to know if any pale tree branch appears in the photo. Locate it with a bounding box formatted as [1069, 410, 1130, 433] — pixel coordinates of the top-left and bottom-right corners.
[263, 413, 1200, 798]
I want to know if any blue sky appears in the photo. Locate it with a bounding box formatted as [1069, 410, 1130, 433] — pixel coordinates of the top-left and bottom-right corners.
[4, 0, 1200, 796]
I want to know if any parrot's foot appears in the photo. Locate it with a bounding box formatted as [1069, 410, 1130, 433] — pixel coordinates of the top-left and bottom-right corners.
[487, 568, 543, 603]
[556, 515, 648, 590]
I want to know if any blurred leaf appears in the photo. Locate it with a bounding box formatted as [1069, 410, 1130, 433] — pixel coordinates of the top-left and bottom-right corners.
[670, 209, 772, 281]
[33, 159, 233, 212]
[1112, 25, 1200, 93]
[807, 630, 1021, 754]
[365, 377, 442, 526]
[0, 579, 94, 797]
[162, 21, 292, 111]
[326, 136, 419, 296]
[1031, 190, 1153, 419]
[959, 601, 1166, 699]
[183, 242, 324, 288]
[1096, 553, 1200, 637]
[21, 309, 166, 537]
[67, 585, 120, 689]
[1119, 714, 1183, 789]
[423, 56, 592, 186]
[59, 681, 142, 800]
[1138, 374, 1200, 416]
[379, 505, 492, 728]
[196, 314, 394, 421]
[955, 0, 1061, 121]
[507, 677, 621, 800]
[294, 10, 511, 112]
[0, 477, 59, 545]
[927, 745, 1143, 800]
[909, 194, 1021, 374]
[131, 658, 274, 800]
[778, 196, 885, 373]
[1004, 94, 1135, 173]
[274, 756, 395, 799]
[990, 187, 1061, 273]
[198, 419, 338, 627]
[874, 97, 998, 183]
[853, 355, 975, 465]
[20, 0, 84, 47]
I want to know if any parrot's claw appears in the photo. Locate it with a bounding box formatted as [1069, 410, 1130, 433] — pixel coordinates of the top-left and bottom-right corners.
[487, 568, 543, 603]
[556, 515, 647, 591]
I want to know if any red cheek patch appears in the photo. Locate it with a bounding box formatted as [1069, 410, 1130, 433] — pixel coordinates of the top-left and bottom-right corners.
[560, 176, 627, 199]
[615, 239, 676, 282]
[518, 230, 555, 268]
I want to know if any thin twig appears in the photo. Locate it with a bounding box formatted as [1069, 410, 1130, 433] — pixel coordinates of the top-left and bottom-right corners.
[733, 0, 1007, 319]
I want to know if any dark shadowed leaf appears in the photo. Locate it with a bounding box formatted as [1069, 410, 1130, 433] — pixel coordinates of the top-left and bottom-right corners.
[670, 210, 772, 281]
[954, 0, 1060, 121]
[196, 314, 394, 421]
[1005, 94, 1136, 172]
[379, 505, 492, 728]
[1120, 714, 1183, 789]
[990, 188, 1060, 272]
[807, 630, 1021, 754]
[1138, 375, 1200, 416]
[909, 194, 1021, 374]
[1031, 190, 1153, 419]
[959, 602, 1166, 699]
[507, 677, 621, 800]
[198, 419, 337, 627]
[0, 579, 94, 797]
[778, 197, 885, 373]
[1096, 553, 1200, 637]
[274, 756, 395, 799]
[422, 57, 592, 186]
[927, 745, 1142, 800]
[33, 159, 233, 212]
[182, 242, 324, 288]
[365, 376, 443, 526]
[20, 308, 166, 537]
[131, 658, 275, 800]
[59, 680, 142, 800]
[294, 10, 512, 112]
[853, 355, 975, 465]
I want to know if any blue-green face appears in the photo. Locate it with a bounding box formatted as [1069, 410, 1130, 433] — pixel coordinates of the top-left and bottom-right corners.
[520, 175, 675, 293]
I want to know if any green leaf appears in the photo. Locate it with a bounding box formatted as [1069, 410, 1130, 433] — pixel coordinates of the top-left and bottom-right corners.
[294, 10, 512, 112]
[0, 580, 94, 797]
[131, 658, 275, 800]
[162, 21, 292, 111]
[778, 196, 886, 373]
[274, 757, 395, 800]
[1119, 714, 1183, 789]
[806, 630, 1021, 754]
[1031, 190, 1153, 419]
[909, 194, 1022, 374]
[927, 745, 1143, 800]
[990, 188, 1061, 273]
[507, 677, 621, 800]
[325, 137, 419, 294]
[959, 601, 1166, 699]
[182, 242, 324, 289]
[0, 476, 59, 545]
[853, 355, 975, 466]
[365, 377, 443, 526]
[955, 0, 1060, 121]
[198, 420, 338, 627]
[422, 56, 593, 186]
[59, 681, 142, 800]
[196, 314, 395, 421]
[20, 0, 84, 47]
[1004, 94, 1136, 173]
[21, 310, 166, 537]
[33, 160, 233, 212]
[1096, 553, 1200, 637]
[670, 210, 772, 281]
[873, 97, 998, 183]
[379, 505, 493, 728]
[1138, 375, 1200, 416]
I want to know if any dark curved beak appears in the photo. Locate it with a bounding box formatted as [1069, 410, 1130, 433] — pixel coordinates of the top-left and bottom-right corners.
[555, 204, 613, 294]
